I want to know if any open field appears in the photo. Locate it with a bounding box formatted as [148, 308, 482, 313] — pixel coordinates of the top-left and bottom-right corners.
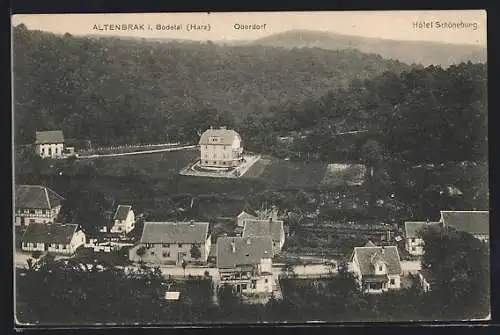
[322, 163, 366, 186]
[255, 158, 328, 188]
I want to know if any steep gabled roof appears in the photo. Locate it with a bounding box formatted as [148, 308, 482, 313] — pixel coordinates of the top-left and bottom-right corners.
[404, 221, 440, 239]
[15, 185, 65, 209]
[22, 223, 79, 244]
[237, 211, 257, 221]
[364, 240, 377, 247]
[114, 205, 132, 221]
[35, 130, 64, 144]
[199, 127, 241, 146]
[140, 222, 209, 244]
[352, 245, 402, 276]
[242, 219, 284, 242]
[216, 236, 273, 269]
[440, 210, 489, 236]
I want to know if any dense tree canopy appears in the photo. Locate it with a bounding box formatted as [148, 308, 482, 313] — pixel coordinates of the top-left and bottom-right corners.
[13, 25, 410, 146]
[13, 26, 486, 166]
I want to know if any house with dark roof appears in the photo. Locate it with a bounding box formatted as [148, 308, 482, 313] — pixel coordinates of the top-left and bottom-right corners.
[110, 205, 135, 234]
[440, 210, 489, 242]
[404, 221, 440, 256]
[349, 242, 402, 294]
[216, 236, 274, 295]
[21, 223, 86, 255]
[129, 221, 211, 265]
[242, 218, 285, 255]
[14, 185, 64, 227]
[35, 130, 65, 159]
[199, 126, 243, 168]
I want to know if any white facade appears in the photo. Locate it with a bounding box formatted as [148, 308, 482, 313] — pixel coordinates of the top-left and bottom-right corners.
[21, 230, 86, 255]
[14, 206, 61, 226]
[111, 209, 135, 234]
[218, 257, 274, 295]
[405, 236, 425, 256]
[129, 236, 212, 265]
[199, 128, 243, 168]
[36, 143, 64, 159]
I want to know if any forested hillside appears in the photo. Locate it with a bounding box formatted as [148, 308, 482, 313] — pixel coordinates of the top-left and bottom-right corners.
[251, 30, 487, 67]
[243, 62, 487, 164]
[12, 24, 410, 146]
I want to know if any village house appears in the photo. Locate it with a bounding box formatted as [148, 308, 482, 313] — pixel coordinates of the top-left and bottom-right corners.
[236, 210, 257, 227]
[404, 221, 440, 256]
[129, 221, 211, 265]
[110, 205, 135, 234]
[236, 205, 279, 227]
[35, 130, 65, 159]
[15, 184, 64, 227]
[199, 126, 243, 168]
[21, 223, 86, 255]
[242, 218, 285, 255]
[349, 241, 402, 294]
[216, 236, 274, 296]
[440, 210, 489, 242]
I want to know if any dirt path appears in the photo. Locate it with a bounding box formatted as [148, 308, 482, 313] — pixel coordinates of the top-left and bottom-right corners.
[77, 145, 197, 159]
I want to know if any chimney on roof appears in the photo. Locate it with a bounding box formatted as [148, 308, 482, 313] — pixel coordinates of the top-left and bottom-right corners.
[246, 238, 251, 245]
[210, 126, 214, 130]
[231, 240, 236, 253]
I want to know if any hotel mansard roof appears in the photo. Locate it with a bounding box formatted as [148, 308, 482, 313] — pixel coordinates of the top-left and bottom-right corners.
[199, 127, 242, 146]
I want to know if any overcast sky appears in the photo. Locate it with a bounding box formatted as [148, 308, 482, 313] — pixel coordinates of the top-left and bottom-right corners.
[12, 10, 486, 46]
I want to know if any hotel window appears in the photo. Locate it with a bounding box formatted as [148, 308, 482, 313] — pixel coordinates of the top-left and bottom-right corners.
[251, 280, 257, 289]
[163, 252, 170, 257]
[63, 245, 67, 249]
[265, 278, 268, 283]
[390, 278, 395, 285]
[162, 244, 169, 248]
[411, 238, 416, 243]
[378, 265, 383, 271]
[48, 147, 52, 155]
[178, 243, 183, 248]
[41, 148, 45, 154]
[242, 284, 247, 290]
[151, 251, 155, 255]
